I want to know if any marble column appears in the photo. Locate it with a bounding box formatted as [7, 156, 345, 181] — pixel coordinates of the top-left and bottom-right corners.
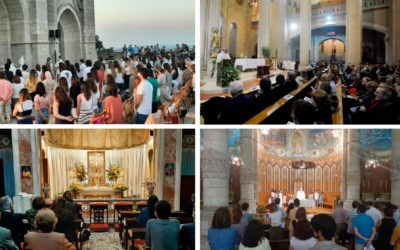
[345, 0, 362, 66]
[257, 0, 271, 58]
[269, 0, 287, 64]
[391, 130, 400, 207]
[344, 130, 361, 210]
[174, 130, 183, 210]
[340, 129, 348, 201]
[155, 130, 164, 199]
[201, 130, 229, 245]
[239, 130, 257, 214]
[389, 0, 400, 65]
[299, 0, 311, 69]
[201, 0, 221, 71]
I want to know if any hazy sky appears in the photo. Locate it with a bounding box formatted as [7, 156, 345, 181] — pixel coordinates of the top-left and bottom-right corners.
[94, 0, 195, 48]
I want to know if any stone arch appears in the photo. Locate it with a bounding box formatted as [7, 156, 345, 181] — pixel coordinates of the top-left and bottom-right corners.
[0, 0, 26, 64]
[56, 6, 82, 63]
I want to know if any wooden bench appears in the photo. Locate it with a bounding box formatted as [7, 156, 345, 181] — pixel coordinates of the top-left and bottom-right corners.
[245, 77, 319, 124]
[125, 226, 146, 250]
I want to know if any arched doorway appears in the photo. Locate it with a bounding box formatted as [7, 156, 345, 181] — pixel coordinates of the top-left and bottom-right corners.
[319, 38, 345, 62]
[0, 0, 25, 63]
[229, 23, 237, 58]
[57, 8, 82, 63]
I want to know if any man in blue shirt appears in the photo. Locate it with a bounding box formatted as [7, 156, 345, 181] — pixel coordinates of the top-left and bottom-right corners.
[353, 203, 376, 250]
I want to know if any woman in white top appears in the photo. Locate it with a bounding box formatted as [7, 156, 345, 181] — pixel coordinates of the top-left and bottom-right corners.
[42, 71, 55, 98]
[76, 82, 94, 124]
[289, 208, 317, 250]
[87, 78, 100, 113]
[239, 220, 271, 250]
[268, 204, 283, 240]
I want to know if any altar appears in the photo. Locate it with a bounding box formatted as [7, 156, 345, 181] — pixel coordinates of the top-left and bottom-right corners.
[79, 186, 121, 199]
[235, 58, 266, 71]
[288, 199, 315, 208]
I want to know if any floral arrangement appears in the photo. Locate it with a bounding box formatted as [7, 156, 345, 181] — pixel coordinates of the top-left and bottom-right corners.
[221, 64, 240, 88]
[74, 162, 87, 182]
[106, 164, 122, 181]
[69, 181, 84, 193]
[113, 182, 128, 191]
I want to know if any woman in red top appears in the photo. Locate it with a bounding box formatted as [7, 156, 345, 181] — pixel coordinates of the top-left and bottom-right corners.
[103, 83, 123, 124]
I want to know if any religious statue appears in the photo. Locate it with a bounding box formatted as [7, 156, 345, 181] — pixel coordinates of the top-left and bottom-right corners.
[292, 130, 304, 154]
[211, 28, 222, 50]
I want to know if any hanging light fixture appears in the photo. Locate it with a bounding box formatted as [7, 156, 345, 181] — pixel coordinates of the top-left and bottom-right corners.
[248, 0, 259, 7]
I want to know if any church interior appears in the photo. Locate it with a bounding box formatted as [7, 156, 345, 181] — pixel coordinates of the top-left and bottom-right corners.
[0, 129, 195, 249]
[200, 0, 400, 124]
[201, 129, 400, 249]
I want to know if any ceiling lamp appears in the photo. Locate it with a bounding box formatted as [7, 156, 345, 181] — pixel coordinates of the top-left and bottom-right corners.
[248, 0, 259, 7]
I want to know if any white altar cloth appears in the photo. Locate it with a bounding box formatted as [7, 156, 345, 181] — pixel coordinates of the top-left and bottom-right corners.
[235, 59, 265, 71]
[288, 199, 315, 208]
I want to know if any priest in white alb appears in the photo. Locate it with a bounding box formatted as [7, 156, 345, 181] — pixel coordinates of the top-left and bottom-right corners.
[296, 187, 306, 200]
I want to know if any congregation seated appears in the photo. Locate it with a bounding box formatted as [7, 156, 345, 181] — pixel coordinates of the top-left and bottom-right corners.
[239, 220, 271, 250]
[25, 197, 46, 230]
[0, 226, 19, 250]
[218, 81, 256, 124]
[208, 207, 241, 250]
[145, 200, 180, 250]
[0, 196, 27, 248]
[137, 195, 159, 228]
[51, 198, 76, 243]
[24, 209, 75, 250]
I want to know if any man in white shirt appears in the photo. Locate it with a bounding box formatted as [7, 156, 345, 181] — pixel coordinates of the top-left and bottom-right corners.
[83, 60, 93, 82]
[59, 62, 72, 89]
[135, 68, 153, 124]
[366, 201, 383, 226]
[79, 59, 86, 83]
[314, 191, 319, 207]
[296, 187, 306, 200]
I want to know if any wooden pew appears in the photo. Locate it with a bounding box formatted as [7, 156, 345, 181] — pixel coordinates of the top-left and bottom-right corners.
[245, 77, 319, 124]
[323, 192, 341, 209]
[119, 211, 140, 240]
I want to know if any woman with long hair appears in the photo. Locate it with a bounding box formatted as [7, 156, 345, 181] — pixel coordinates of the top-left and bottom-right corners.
[208, 207, 240, 250]
[69, 75, 81, 109]
[137, 195, 159, 227]
[42, 71, 55, 99]
[58, 77, 69, 95]
[12, 89, 33, 124]
[103, 83, 123, 124]
[25, 69, 39, 100]
[239, 220, 271, 250]
[76, 82, 93, 124]
[53, 86, 74, 124]
[51, 198, 75, 243]
[33, 82, 50, 124]
[87, 76, 100, 113]
[289, 217, 317, 250]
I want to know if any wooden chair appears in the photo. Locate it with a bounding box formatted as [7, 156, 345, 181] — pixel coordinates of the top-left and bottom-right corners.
[114, 202, 133, 230]
[89, 202, 109, 232]
[118, 211, 140, 240]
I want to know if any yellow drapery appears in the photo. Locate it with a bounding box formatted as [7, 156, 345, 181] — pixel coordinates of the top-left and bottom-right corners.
[45, 129, 150, 150]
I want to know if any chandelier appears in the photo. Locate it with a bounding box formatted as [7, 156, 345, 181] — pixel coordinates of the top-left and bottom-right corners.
[248, 0, 259, 7]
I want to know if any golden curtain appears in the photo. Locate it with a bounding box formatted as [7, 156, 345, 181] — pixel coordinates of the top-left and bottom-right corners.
[45, 129, 150, 149]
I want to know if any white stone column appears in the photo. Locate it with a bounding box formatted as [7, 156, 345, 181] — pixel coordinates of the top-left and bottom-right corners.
[155, 130, 165, 200]
[31, 130, 41, 196]
[340, 129, 348, 201]
[299, 0, 311, 69]
[345, 0, 362, 66]
[201, 130, 229, 243]
[257, 0, 271, 58]
[269, 0, 287, 64]
[239, 130, 257, 214]
[82, 0, 97, 61]
[391, 130, 400, 207]
[174, 130, 183, 210]
[344, 130, 361, 210]
[201, 0, 221, 70]
[11, 130, 21, 195]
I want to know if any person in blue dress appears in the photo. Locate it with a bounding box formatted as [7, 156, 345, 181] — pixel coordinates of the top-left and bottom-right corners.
[208, 207, 241, 250]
